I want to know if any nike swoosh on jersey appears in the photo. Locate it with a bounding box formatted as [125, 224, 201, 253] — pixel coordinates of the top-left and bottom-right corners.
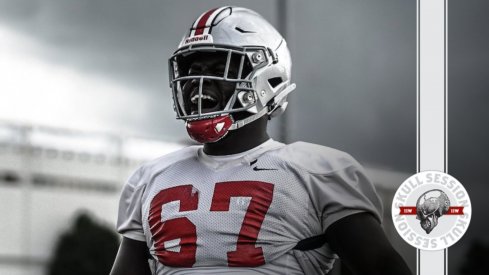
[253, 167, 278, 171]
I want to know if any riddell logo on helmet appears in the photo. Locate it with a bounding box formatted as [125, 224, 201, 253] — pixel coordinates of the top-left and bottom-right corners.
[184, 34, 214, 45]
[391, 171, 471, 250]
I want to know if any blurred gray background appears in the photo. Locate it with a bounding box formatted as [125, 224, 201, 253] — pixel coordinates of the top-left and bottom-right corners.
[0, 0, 487, 274]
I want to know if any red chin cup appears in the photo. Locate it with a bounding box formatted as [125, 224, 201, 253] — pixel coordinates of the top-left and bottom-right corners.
[186, 115, 234, 143]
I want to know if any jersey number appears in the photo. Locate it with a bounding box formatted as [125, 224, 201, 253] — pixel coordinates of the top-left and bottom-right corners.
[148, 181, 274, 267]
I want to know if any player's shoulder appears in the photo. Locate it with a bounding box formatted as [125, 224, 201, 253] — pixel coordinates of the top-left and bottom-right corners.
[272, 141, 360, 174]
[143, 145, 200, 171]
[126, 145, 201, 187]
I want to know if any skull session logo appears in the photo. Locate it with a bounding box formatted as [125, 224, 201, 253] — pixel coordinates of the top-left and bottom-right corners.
[416, 189, 451, 234]
[391, 171, 471, 250]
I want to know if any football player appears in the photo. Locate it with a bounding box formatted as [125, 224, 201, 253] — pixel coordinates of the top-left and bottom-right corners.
[110, 6, 412, 275]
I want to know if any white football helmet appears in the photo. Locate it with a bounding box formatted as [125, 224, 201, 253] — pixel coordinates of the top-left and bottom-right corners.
[168, 6, 296, 143]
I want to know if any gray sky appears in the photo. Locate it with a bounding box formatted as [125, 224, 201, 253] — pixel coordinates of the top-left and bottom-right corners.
[0, 0, 280, 142]
[0, 1, 487, 271]
[0, 0, 416, 170]
[446, 0, 489, 271]
[284, 0, 416, 171]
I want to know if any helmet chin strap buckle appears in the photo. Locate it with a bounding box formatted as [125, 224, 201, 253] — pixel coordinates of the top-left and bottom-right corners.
[186, 115, 234, 143]
[267, 83, 296, 118]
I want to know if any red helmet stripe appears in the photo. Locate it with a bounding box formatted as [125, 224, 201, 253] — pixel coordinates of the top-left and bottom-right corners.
[194, 8, 218, 36]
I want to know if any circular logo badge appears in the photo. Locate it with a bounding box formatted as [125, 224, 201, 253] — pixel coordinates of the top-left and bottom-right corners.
[391, 171, 471, 250]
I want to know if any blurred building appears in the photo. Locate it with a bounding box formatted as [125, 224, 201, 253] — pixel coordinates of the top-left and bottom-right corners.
[0, 121, 414, 275]
[0, 121, 183, 275]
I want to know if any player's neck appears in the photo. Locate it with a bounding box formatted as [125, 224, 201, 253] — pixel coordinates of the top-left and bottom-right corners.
[203, 116, 269, 156]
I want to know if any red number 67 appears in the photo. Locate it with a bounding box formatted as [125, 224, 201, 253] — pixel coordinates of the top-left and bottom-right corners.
[148, 181, 274, 267]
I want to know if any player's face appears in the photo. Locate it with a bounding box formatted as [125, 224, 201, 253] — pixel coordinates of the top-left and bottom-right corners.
[181, 52, 241, 115]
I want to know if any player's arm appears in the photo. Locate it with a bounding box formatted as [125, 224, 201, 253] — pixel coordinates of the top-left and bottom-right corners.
[325, 212, 412, 275]
[110, 237, 152, 275]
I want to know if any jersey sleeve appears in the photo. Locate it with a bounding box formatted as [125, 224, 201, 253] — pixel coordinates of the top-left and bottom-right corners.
[309, 158, 383, 233]
[116, 165, 147, 242]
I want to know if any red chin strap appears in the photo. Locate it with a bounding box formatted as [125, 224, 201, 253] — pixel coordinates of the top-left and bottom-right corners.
[185, 115, 234, 143]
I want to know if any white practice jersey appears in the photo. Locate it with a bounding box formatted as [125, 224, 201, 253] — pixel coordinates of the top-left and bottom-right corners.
[117, 139, 382, 274]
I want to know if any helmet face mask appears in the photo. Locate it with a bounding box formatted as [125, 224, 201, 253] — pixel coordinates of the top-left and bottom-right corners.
[169, 6, 296, 143]
[169, 45, 268, 120]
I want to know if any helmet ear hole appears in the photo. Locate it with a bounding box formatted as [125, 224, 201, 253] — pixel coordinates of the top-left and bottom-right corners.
[268, 77, 283, 88]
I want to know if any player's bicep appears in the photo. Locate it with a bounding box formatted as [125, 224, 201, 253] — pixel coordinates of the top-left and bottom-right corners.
[325, 212, 412, 275]
[325, 212, 389, 261]
[110, 237, 152, 275]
